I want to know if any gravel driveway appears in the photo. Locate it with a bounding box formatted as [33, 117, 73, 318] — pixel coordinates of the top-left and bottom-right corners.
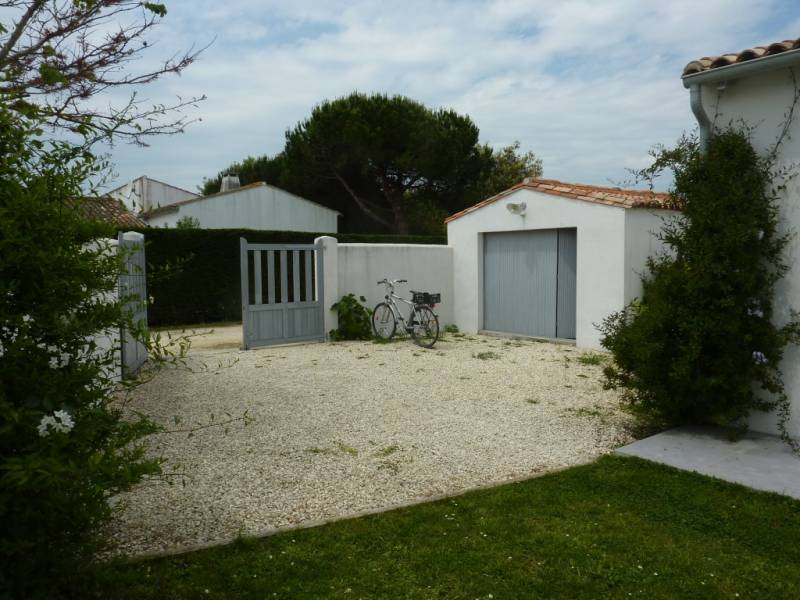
[110, 326, 634, 556]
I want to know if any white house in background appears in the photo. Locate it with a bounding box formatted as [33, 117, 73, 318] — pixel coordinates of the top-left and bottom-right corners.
[682, 37, 800, 438]
[108, 175, 199, 214]
[446, 178, 676, 349]
[140, 180, 340, 233]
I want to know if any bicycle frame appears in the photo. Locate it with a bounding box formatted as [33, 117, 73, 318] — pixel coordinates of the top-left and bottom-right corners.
[379, 280, 420, 331]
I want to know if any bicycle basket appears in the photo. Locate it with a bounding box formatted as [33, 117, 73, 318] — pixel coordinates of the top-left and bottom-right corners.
[412, 292, 441, 305]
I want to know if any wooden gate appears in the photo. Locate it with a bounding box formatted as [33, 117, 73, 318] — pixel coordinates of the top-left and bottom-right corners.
[240, 239, 325, 349]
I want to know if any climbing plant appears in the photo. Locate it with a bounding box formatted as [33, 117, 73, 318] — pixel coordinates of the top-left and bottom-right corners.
[600, 128, 800, 444]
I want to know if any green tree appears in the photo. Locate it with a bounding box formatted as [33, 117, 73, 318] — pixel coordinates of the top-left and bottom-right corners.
[202, 93, 543, 234]
[600, 130, 800, 441]
[470, 141, 543, 201]
[1, 1, 205, 595]
[201, 154, 286, 195]
[0, 1, 204, 144]
[0, 108, 171, 596]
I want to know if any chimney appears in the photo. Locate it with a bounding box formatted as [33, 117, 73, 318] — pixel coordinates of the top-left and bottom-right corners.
[220, 174, 241, 192]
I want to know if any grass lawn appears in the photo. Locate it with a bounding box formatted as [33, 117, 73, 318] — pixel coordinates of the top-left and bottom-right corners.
[88, 455, 800, 599]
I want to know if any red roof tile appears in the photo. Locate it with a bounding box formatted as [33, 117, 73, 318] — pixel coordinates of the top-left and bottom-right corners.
[683, 38, 800, 76]
[67, 197, 147, 228]
[444, 178, 674, 224]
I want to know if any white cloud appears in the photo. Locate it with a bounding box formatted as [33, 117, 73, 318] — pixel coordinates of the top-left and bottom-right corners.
[97, 0, 797, 193]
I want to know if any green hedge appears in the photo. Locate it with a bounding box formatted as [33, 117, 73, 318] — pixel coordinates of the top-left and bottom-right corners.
[136, 228, 446, 326]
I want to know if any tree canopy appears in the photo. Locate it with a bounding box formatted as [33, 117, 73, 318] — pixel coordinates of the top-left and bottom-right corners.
[202, 93, 542, 234]
[0, 1, 205, 146]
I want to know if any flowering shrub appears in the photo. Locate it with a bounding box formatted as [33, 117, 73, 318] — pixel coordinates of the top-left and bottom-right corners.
[600, 130, 800, 440]
[0, 109, 178, 596]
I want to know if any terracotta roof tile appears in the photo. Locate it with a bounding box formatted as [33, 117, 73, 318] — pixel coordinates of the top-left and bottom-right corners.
[683, 37, 800, 76]
[67, 197, 146, 228]
[444, 178, 674, 224]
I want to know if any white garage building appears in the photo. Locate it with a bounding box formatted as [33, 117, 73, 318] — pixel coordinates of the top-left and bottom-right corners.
[446, 178, 676, 349]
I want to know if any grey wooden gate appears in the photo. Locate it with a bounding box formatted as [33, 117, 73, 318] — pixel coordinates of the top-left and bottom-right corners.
[483, 228, 576, 340]
[118, 231, 148, 376]
[240, 239, 325, 349]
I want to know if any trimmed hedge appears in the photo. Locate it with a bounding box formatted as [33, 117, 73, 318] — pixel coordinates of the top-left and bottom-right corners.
[136, 228, 447, 326]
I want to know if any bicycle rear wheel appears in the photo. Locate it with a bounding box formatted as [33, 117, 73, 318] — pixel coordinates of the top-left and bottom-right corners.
[410, 305, 439, 348]
[372, 302, 397, 340]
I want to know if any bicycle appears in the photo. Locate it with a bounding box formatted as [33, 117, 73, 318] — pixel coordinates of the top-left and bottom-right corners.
[372, 278, 440, 348]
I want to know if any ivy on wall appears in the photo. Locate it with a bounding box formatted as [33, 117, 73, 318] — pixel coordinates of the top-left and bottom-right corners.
[600, 129, 800, 445]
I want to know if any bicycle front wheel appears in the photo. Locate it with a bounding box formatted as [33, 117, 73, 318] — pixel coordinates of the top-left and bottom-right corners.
[372, 302, 397, 340]
[410, 305, 439, 348]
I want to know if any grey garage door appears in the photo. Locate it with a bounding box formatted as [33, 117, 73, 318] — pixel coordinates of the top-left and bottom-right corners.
[483, 228, 576, 340]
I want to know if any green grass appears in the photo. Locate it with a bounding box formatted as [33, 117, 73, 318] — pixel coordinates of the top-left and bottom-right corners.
[473, 351, 500, 360]
[86, 455, 800, 598]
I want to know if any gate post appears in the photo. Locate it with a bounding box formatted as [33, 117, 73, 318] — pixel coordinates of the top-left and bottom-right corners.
[315, 236, 338, 339]
[240, 237, 249, 350]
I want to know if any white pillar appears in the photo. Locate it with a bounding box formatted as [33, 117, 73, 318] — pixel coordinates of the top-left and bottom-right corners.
[315, 235, 338, 339]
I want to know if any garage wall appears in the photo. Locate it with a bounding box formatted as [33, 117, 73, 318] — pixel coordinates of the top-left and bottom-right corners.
[623, 209, 679, 304]
[447, 188, 628, 349]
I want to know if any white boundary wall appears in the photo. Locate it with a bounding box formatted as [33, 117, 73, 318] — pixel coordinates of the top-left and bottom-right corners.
[316, 237, 454, 336]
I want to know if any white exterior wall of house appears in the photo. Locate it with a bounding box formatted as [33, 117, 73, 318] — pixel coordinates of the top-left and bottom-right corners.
[109, 176, 198, 213]
[447, 188, 672, 349]
[146, 183, 339, 233]
[695, 66, 800, 437]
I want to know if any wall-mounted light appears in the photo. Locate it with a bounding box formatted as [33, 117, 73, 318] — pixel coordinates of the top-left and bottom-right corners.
[506, 201, 527, 216]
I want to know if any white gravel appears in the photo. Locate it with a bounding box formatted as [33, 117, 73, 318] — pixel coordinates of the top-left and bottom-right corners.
[109, 326, 634, 556]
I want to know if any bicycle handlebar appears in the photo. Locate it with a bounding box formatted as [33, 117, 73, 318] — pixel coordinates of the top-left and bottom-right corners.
[377, 278, 407, 285]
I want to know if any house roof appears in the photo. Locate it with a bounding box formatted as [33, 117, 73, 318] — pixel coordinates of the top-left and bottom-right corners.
[108, 175, 199, 198]
[444, 178, 674, 224]
[140, 181, 342, 218]
[66, 197, 147, 228]
[683, 38, 800, 76]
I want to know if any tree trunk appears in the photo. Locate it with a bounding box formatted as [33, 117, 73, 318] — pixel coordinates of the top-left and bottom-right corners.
[387, 194, 409, 235]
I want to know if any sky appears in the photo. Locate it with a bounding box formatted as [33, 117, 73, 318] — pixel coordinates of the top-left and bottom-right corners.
[97, 0, 800, 194]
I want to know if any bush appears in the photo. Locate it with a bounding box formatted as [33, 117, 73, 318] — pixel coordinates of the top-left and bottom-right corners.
[600, 130, 800, 438]
[138, 228, 446, 327]
[329, 294, 372, 340]
[0, 109, 167, 596]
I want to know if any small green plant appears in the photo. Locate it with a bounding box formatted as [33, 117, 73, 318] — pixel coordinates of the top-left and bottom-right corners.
[443, 324, 459, 334]
[175, 215, 201, 229]
[473, 351, 500, 360]
[374, 444, 400, 457]
[329, 294, 372, 341]
[577, 352, 606, 366]
[335, 441, 359, 457]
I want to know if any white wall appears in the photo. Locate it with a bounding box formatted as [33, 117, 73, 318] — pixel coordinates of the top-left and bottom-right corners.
[110, 176, 198, 213]
[623, 209, 679, 303]
[447, 188, 630, 349]
[317, 238, 454, 337]
[146, 183, 339, 233]
[698, 66, 800, 437]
